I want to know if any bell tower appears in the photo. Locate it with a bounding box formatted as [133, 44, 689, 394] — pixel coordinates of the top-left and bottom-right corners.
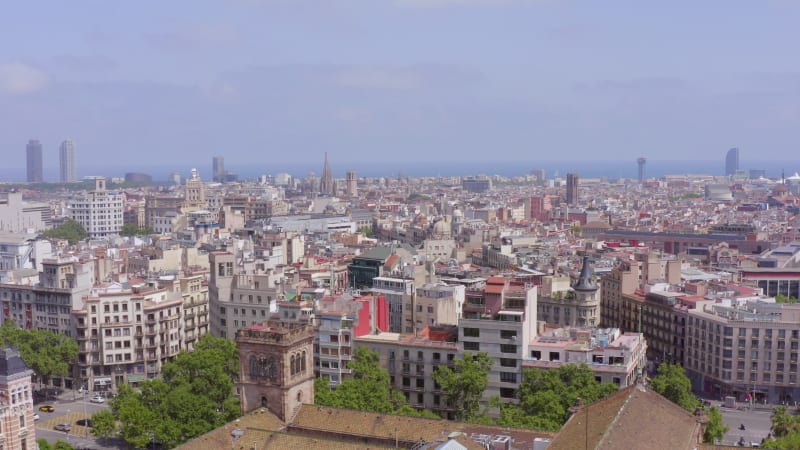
[236, 321, 315, 421]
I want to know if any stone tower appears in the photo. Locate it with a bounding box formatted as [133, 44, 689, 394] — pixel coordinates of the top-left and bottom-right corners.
[236, 321, 315, 422]
[572, 256, 600, 327]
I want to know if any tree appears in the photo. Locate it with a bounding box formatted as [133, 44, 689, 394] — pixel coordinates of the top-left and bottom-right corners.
[771, 405, 800, 438]
[37, 439, 53, 450]
[91, 409, 117, 444]
[776, 294, 799, 304]
[432, 352, 492, 422]
[0, 321, 78, 396]
[497, 364, 618, 431]
[120, 223, 154, 236]
[53, 441, 75, 450]
[703, 406, 728, 443]
[42, 219, 86, 244]
[649, 363, 699, 412]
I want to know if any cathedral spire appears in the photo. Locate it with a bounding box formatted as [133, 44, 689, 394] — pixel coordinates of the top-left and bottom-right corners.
[320, 152, 333, 195]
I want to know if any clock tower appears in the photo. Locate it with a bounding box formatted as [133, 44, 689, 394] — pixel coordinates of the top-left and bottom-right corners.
[236, 321, 315, 421]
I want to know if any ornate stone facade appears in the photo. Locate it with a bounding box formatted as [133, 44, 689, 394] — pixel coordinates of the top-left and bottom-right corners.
[236, 321, 315, 422]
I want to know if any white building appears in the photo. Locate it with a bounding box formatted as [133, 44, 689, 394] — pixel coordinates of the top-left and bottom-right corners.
[0, 192, 51, 233]
[68, 177, 124, 238]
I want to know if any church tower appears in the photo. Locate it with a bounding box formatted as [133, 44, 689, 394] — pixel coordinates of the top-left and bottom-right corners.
[320, 153, 334, 195]
[236, 321, 315, 422]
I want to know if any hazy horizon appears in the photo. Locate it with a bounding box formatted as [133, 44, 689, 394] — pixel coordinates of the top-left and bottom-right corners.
[2, 1, 800, 169]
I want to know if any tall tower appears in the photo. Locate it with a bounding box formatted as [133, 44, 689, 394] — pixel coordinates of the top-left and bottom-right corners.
[26, 139, 43, 182]
[185, 168, 206, 210]
[572, 256, 600, 327]
[0, 348, 36, 449]
[59, 139, 77, 183]
[566, 173, 579, 206]
[345, 170, 357, 197]
[212, 156, 225, 182]
[725, 148, 739, 176]
[637, 157, 646, 184]
[236, 321, 315, 421]
[320, 152, 334, 195]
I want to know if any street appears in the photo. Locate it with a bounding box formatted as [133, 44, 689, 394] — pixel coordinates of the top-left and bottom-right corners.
[718, 406, 773, 447]
[35, 395, 121, 449]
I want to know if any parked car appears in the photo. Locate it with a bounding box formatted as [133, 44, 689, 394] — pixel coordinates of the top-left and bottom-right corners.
[54, 423, 72, 432]
[90, 395, 105, 403]
[39, 405, 54, 413]
[33, 413, 40, 421]
[76, 418, 93, 427]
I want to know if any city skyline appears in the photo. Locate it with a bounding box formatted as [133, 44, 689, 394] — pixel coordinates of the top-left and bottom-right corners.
[1, 2, 800, 168]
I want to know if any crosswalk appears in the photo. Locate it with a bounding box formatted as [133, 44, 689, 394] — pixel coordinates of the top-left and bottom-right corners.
[37, 411, 94, 437]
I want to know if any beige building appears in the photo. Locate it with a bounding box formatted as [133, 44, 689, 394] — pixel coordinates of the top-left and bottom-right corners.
[537, 257, 601, 327]
[74, 282, 184, 392]
[523, 327, 647, 388]
[158, 272, 210, 351]
[686, 299, 800, 404]
[355, 328, 460, 419]
[403, 283, 465, 333]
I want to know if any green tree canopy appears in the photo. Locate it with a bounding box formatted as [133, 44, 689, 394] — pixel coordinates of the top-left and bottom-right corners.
[703, 406, 728, 443]
[42, 219, 87, 244]
[314, 347, 438, 419]
[120, 223, 154, 237]
[496, 363, 618, 431]
[0, 320, 78, 391]
[109, 336, 241, 448]
[91, 409, 117, 444]
[649, 363, 699, 412]
[432, 352, 492, 422]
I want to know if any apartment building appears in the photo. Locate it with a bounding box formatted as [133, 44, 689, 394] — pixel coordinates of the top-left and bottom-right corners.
[0, 191, 51, 233]
[686, 299, 800, 404]
[209, 251, 283, 339]
[0, 256, 94, 335]
[523, 327, 647, 388]
[458, 276, 537, 403]
[315, 294, 389, 386]
[68, 177, 125, 238]
[0, 231, 52, 281]
[371, 276, 414, 333]
[158, 272, 210, 351]
[355, 327, 460, 419]
[537, 257, 600, 327]
[74, 282, 184, 392]
[403, 282, 465, 333]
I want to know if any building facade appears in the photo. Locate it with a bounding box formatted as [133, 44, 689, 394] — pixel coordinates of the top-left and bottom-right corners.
[59, 139, 77, 183]
[25, 140, 43, 183]
[0, 348, 36, 450]
[68, 177, 125, 238]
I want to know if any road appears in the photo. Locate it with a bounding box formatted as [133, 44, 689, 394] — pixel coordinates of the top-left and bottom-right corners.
[35, 396, 120, 449]
[718, 406, 773, 447]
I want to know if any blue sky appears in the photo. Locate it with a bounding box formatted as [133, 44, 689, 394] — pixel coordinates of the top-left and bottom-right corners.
[1, 0, 799, 175]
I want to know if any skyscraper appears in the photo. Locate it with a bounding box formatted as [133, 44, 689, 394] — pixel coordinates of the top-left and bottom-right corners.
[59, 140, 77, 183]
[320, 152, 334, 195]
[637, 157, 646, 184]
[725, 148, 739, 176]
[566, 173, 579, 205]
[212, 156, 225, 182]
[26, 139, 43, 182]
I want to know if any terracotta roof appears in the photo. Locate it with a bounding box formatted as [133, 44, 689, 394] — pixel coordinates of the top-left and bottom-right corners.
[177, 407, 284, 450]
[548, 384, 703, 450]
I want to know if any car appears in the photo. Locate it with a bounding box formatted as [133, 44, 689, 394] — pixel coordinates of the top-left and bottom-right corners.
[90, 395, 105, 403]
[39, 405, 54, 413]
[76, 418, 93, 427]
[54, 423, 72, 432]
[33, 413, 40, 421]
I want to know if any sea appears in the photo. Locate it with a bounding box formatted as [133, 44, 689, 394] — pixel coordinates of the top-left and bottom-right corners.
[1, 159, 798, 183]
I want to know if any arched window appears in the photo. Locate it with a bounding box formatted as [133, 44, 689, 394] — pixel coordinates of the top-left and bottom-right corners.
[249, 355, 258, 378]
[301, 351, 306, 372]
[290, 355, 296, 375]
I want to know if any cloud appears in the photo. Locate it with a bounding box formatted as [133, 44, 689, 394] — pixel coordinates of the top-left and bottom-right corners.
[0, 62, 49, 95]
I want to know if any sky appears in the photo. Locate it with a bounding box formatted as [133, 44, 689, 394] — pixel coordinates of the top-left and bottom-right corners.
[1, 0, 800, 177]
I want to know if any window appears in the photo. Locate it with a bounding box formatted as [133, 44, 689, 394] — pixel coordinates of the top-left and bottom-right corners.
[500, 330, 517, 340]
[464, 341, 480, 351]
[549, 352, 561, 361]
[463, 328, 480, 338]
[500, 358, 517, 367]
[500, 372, 517, 383]
[500, 388, 515, 399]
[500, 344, 517, 354]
